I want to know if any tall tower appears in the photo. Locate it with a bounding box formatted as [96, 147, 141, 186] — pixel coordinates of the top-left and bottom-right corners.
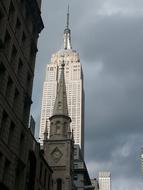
[99, 172, 111, 190]
[43, 62, 74, 190]
[40, 7, 84, 154]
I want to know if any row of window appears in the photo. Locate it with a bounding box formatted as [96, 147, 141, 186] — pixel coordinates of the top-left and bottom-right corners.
[47, 73, 81, 81]
[0, 111, 51, 190]
[1, 0, 35, 34]
[0, 0, 37, 72]
[3, 27, 36, 72]
[0, 149, 52, 190]
[0, 109, 26, 156]
[0, 62, 32, 123]
[0, 153, 11, 187]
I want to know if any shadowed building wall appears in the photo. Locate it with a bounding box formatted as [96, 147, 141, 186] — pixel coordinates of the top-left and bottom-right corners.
[0, 1, 53, 190]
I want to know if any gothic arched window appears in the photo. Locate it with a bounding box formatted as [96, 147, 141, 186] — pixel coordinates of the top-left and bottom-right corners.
[57, 178, 62, 190]
[56, 121, 61, 134]
[63, 122, 67, 135]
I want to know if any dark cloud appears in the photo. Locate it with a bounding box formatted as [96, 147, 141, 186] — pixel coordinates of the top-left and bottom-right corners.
[31, 0, 143, 189]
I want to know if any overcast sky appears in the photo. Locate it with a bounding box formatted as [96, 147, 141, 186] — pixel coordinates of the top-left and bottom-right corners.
[31, 0, 143, 189]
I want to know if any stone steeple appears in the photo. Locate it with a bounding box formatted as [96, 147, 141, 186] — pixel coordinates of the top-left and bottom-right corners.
[43, 60, 74, 190]
[49, 61, 72, 139]
[52, 61, 69, 116]
[64, 5, 72, 50]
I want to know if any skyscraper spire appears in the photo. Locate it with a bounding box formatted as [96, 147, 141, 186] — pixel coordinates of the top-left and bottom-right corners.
[66, 4, 70, 29]
[64, 5, 72, 50]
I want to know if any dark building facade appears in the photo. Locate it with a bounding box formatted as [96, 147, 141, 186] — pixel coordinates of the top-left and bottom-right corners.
[0, 1, 53, 190]
[74, 145, 92, 190]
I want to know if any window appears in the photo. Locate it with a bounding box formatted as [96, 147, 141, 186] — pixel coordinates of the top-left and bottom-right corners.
[23, 94, 32, 125]
[0, 152, 3, 174]
[39, 162, 43, 183]
[8, 121, 15, 146]
[17, 59, 23, 77]
[44, 169, 47, 187]
[3, 159, 10, 184]
[15, 160, 25, 189]
[4, 30, 11, 57]
[57, 179, 62, 190]
[0, 8, 4, 21]
[74, 174, 78, 180]
[32, 42, 37, 54]
[19, 132, 25, 156]
[27, 72, 32, 92]
[51, 179, 54, 189]
[11, 45, 17, 64]
[16, 18, 21, 29]
[26, 152, 36, 190]
[0, 110, 8, 141]
[0, 62, 6, 94]
[48, 174, 51, 190]
[1, 111, 8, 126]
[56, 121, 61, 134]
[74, 163, 78, 169]
[22, 32, 26, 43]
[8, 1, 15, 24]
[64, 122, 68, 135]
[9, 1, 15, 14]
[6, 76, 13, 103]
[0, 7, 5, 38]
[13, 88, 20, 110]
[74, 148, 77, 156]
[15, 18, 22, 41]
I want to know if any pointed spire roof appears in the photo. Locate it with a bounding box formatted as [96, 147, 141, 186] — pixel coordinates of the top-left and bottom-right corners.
[64, 5, 72, 50]
[52, 60, 69, 116]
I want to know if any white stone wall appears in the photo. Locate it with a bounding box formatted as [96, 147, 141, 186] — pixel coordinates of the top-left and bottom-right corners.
[99, 172, 111, 190]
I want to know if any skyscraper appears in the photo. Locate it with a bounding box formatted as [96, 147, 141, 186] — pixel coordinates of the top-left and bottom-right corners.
[99, 172, 111, 190]
[40, 8, 84, 153]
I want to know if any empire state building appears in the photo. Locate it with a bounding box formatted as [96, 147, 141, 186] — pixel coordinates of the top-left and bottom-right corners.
[39, 9, 84, 154]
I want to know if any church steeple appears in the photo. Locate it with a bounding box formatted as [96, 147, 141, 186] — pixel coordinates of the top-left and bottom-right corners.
[49, 60, 71, 139]
[43, 62, 74, 190]
[64, 5, 72, 50]
[53, 61, 69, 116]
